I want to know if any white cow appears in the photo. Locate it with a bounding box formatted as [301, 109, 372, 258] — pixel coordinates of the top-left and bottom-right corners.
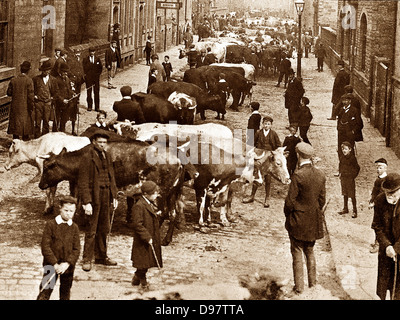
[210, 62, 256, 81]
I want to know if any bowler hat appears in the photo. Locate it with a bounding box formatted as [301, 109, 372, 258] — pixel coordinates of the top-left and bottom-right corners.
[20, 61, 31, 72]
[375, 158, 388, 166]
[288, 68, 295, 75]
[59, 63, 70, 73]
[39, 60, 52, 71]
[90, 129, 110, 141]
[120, 86, 132, 97]
[295, 142, 314, 158]
[382, 173, 400, 194]
[337, 60, 345, 66]
[89, 47, 96, 52]
[141, 181, 158, 195]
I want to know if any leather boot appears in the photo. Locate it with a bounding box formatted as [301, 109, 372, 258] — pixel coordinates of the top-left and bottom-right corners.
[243, 184, 258, 203]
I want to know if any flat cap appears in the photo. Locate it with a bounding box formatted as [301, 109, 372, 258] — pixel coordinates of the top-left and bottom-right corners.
[58, 195, 78, 205]
[141, 181, 158, 195]
[90, 128, 110, 140]
[20, 61, 31, 70]
[296, 142, 314, 158]
[382, 173, 400, 194]
[375, 158, 388, 166]
[262, 115, 273, 123]
[341, 93, 354, 100]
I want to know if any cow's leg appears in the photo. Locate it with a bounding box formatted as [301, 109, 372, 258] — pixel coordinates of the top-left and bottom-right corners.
[161, 208, 176, 246]
[205, 195, 212, 225]
[43, 186, 57, 215]
[197, 190, 207, 226]
[219, 205, 230, 226]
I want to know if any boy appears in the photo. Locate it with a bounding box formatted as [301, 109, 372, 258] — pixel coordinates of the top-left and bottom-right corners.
[90, 110, 112, 131]
[147, 68, 157, 93]
[338, 141, 360, 218]
[283, 125, 301, 176]
[246, 101, 261, 146]
[37, 195, 81, 300]
[369, 158, 388, 253]
[297, 97, 313, 145]
[129, 181, 163, 290]
[243, 115, 281, 208]
[162, 56, 173, 81]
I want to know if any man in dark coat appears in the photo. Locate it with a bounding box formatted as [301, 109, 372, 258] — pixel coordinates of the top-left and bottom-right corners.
[105, 40, 121, 89]
[372, 173, 400, 300]
[315, 43, 326, 72]
[284, 142, 326, 295]
[83, 47, 103, 112]
[196, 49, 208, 68]
[284, 68, 305, 126]
[113, 86, 145, 123]
[328, 60, 350, 120]
[67, 50, 85, 105]
[79, 129, 118, 272]
[204, 47, 217, 65]
[32, 60, 57, 138]
[275, 52, 291, 88]
[144, 36, 153, 66]
[129, 181, 162, 289]
[7, 61, 34, 140]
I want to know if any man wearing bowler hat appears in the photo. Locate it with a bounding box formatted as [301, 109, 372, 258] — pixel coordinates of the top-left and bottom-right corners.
[328, 60, 350, 120]
[372, 173, 400, 299]
[79, 129, 118, 272]
[284, 142, 326, 295]
[32, 60, 57, 138]
[83, 47, 103, 112]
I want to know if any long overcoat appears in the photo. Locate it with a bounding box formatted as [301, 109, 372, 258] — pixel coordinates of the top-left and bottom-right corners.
[130, 196, 162, 269]
[372, 193, 400, 300]
[7, 74, 34, 136]
[331, 69, 350, 105]
[284, 163, 326, 242]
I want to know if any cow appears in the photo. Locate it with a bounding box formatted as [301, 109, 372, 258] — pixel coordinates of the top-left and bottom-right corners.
[194, 41, 227, 63]
[38, 140, 189, 246]
[176, 140, 291, 226]
[2, 132, 90, 215]
[148, 81, 225, 121]
[210, 62, 256, 81]
[130, 92, 196, 124]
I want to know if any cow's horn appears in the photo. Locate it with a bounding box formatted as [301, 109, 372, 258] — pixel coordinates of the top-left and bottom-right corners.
[37, 154, 51, 159]
[188, 105, 197, 110]
[254, 151, 266, 160]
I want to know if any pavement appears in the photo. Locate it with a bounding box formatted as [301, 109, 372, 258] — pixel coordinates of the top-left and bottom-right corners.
[0, 38, 398, 300]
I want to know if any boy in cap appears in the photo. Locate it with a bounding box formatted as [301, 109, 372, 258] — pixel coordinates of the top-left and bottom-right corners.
[37, 195, 80, 300]
[113, 85, 145, 124]
[371, 173, 400, 299]
[283, 125, 301, 176]
[147, 68, 158, 93]
[129, 181, 163, 290]
[284, 142, 326, 295]
[297, 96, 313, 145]
[243, 115, 281, 207]
[338, 141, 360, 218]
[246, 101, 261, 145]
[369, 158, 388, 253]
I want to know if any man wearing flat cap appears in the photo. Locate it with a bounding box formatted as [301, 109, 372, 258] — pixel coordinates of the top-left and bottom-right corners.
[79, 129, 118, 272]
[284, 142, 326, 295]
[112, 86, 145, 124]
[328, 60, 350, 120]
[83, 47, 103, 112]
[7, 61, 34, 140]
[372, 173, 400, 299]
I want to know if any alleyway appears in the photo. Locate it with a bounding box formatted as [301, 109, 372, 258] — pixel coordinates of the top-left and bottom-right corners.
[0, 42, 398, 300]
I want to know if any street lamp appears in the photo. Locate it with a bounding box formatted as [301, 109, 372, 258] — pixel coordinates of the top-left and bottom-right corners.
[295, 0, 305, 79]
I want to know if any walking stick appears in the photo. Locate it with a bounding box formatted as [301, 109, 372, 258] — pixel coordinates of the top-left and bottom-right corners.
[392, 255, 398, 300]
[107, 206, 117, 245]
[150, 242, 161, 270]
[39, 271, 57, 294]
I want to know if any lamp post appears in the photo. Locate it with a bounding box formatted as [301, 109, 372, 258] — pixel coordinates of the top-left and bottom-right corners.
[295, 0, 305, 79]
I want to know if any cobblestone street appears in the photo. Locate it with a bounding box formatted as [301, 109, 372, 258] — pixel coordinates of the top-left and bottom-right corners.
[0, 41, 397, 300]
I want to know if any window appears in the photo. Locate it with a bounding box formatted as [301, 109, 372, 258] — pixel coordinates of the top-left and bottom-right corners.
[0, 0, 8, 65]
[360, 14, 367, 72]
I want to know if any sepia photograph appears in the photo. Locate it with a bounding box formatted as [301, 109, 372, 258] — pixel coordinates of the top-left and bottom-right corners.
[0, 0, 399, 305]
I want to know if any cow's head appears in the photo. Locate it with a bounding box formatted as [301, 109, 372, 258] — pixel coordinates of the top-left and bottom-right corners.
[37, 150, 64, 190]
[168, 92, 197, 124]
[258, 147, 290, 185]
[3, 139, 29, 171]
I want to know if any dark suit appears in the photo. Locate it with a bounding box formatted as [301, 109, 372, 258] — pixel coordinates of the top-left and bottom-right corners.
[53, 74, 74, 132]
[196, 55, 208, 68]
[337, 103, 363, 156]
[285, 77, 304, 125]
[330, 68, 350, 118]
[284, 162, 326, 292]
[78, 144, 118, 263]
[372, 193, 400, 299]
[204, 53, 217, 65]
[277, 58, 292, 87]
[83, 55, 103, 111]
[113, 98, 145, 124]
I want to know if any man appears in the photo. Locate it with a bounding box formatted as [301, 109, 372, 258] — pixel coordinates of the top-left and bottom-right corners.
[336, 93, 363, 158]
[196, 49, 208, 68]
[328, 60, 350, 120]
[51, 49, 68, 77]
[83, 47, 103, 112]
[105, 40, 121, 89]
[204, 47, 217, 65]
[144, 36, 153, 66]
[284, 68, 305, 126]
[112, 23, 122, 67]
[372, 173, 400, 299]
[67, 49, 85, 105]
[303, 32, 312, 58]
[32, 60, 57, 138]
[284, 142, 326, 295]
[53, 63, 75, 133]
[113, 86, 145, 124]
[186, 44, 198, 68]
[315, 43, 326, 72]
[79, 129, 118, 272]
[183, 26, 193, 49]
[6, 61, 34, 140]
[275, 52, 291, 88]
[149, 54, 166, 82]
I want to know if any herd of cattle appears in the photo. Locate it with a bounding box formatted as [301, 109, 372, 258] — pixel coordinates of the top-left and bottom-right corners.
[1, 29, 293, 245]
